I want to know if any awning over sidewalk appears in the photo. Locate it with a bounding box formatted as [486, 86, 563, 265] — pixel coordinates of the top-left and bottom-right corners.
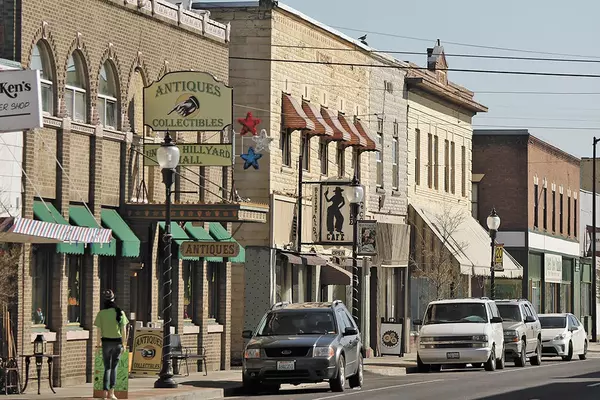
[101, 209, 140, 258]
[69, 205, 116, 257]
[411, 205, 523, 278]
[207, 222, 246, 263]
[158, 221, 198, 261]
[321, 263, 352, 285]
[278, 250, 328, 266]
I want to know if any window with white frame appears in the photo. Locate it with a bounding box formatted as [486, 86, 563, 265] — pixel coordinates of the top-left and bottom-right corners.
[376, 133, 383, 187]
[31, 42, 54, 114]
[319, 138, 328, 175]
[300, 134, 310, 171]
[392, 137, 398, 189]
[97, 61, 118, 128]
[65, 52, 87, 122]
[337, 145, 345, 177]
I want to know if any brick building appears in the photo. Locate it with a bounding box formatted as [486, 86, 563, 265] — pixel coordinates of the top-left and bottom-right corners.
[473, 130, 583, 316]
[0, 0, 271, 387]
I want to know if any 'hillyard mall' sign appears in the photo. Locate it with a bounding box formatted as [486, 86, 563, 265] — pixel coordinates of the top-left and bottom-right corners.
[143, 143, 232, 167]
[143, 71, 232, 131]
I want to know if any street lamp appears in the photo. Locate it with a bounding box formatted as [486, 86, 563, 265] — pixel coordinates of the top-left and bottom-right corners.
[487, 208, 501, 300]
[154, 131, 180, 389]
[344, 173, 365, 326]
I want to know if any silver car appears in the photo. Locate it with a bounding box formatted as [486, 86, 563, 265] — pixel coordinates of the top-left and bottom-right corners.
[495, 299, 542, 367]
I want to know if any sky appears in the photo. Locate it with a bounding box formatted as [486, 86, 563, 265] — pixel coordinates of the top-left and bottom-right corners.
[200, 0, 600, 158]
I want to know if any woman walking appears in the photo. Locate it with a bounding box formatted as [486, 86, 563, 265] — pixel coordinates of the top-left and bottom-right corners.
[94, 290, 129, 400]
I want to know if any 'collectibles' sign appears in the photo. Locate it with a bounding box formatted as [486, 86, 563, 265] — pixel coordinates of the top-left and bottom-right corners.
[319, 182, 353, 245]
[143, 71, 232, 132]
[0, 69, 42, 132]
[130, 328, 163, 375]
[181, 241, 240, 258]
[143, 143, 232, 166]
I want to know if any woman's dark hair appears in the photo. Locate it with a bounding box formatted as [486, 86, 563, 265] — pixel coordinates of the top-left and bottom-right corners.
[103, 300, 123, 324]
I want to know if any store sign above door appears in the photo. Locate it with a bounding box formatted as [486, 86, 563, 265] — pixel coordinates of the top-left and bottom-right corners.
[180, 241, 240, 258]
[143, 143, 232, 166]
[143, 71, 233, 132]
[0, 69, 42, 132]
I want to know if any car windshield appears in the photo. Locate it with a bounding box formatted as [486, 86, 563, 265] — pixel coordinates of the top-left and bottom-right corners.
[424, 303, 488, 324]
[256, 311, 337, 336]
[539, 316, 566, 329]
[497, 304, 522, 322]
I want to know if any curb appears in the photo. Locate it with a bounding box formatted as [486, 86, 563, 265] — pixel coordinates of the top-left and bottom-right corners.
[364, 365, 418, 376]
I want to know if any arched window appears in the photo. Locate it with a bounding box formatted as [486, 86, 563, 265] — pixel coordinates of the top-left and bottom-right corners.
[65, 52, 87, 122]
[97, 61, 118, 128]
[30, 42, 54, 114]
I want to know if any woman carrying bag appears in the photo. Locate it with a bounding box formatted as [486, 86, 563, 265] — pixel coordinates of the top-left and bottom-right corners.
[94, 290, 129, 400]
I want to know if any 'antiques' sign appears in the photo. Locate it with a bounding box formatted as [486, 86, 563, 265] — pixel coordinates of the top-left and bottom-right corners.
[143, 143, 232, 167]
[0, 69, 42, 132]
[130, 328, 162, 375]
[143, 71, 232, 132]
[180, 241, 240, 258]
[357, 220, 377, 256]
[319, 182, 352, 245]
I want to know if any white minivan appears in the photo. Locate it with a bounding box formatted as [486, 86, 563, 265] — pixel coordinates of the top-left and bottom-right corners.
[414, 298, 505, 372]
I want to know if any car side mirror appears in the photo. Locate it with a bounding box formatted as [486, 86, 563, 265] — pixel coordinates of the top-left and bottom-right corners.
[524, 316, 536, 323]
[491, 317, 503, 323]
[242, 330, 253, 339]
[343, 327, 358, 336]
[569, 326, 577, 332]
[413, 319, 423, 326]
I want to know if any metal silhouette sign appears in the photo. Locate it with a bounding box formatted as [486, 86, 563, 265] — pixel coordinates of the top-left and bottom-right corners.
[319, 182, 352, 245]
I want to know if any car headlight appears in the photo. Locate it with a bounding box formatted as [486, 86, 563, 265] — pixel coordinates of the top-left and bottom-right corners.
[504, 330, 518, 338]
[472, 335, 488, 342]
[313, 346, 335, 358]
[419, 336, 434, 343]
[244, 348, 261, 359]
[553, 334, 566, 341]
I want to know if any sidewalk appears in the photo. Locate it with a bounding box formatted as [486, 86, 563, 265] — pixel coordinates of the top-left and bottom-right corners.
[5, 370, 244, 400]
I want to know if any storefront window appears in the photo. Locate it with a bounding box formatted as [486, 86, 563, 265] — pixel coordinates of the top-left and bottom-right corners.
[545, 282, 559, 313]
[207, 262, 221, 321]
[530, 280, 541, 313]
[581, 282, 591, 316]
[560, 284, 571, 313]
[32, 249, 52, 326]
[183, 261, 194, 321]
[292, 265, 311, 303]
[67, 255, 84, 324]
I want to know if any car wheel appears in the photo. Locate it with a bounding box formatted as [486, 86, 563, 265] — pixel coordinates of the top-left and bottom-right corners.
[514, 340, 527, 367]
[349, 354, 364, 388]
[417, 354, 430, 373]
[580, 341, 588, 360]
[242, 374, 260, 395]
[329, 355, 345, 392]
[497, 344, 506, 370]
[562, 341, 573, 361]
[484, 345, 497, 371]
[430, 364, 442, 372]
[530, 339, 542, 366]
[472, 363, 483, 368]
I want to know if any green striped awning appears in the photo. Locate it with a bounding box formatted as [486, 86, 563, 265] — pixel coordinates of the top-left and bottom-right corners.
[208, 222, 245, 263]
[101, 209, 140, 258]
[33, 201, 84, 255]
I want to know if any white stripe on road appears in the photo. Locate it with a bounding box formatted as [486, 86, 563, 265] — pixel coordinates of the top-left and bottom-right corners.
[588, 382, 600, 387]
[312, 379, 445, 400]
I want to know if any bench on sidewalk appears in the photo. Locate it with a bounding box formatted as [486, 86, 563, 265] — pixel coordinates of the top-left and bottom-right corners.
[171, 334, 208, 377]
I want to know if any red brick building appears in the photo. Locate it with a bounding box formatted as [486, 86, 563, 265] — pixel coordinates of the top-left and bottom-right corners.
[473, 130, 584, 316]
[1, 0, 267, 388]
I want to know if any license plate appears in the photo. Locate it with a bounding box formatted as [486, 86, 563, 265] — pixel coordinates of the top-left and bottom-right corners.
[446, 352, 460, 360]
[277, 361, 295, 371]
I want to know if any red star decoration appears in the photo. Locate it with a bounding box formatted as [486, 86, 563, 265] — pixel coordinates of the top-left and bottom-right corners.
[237, 112, 261, 136]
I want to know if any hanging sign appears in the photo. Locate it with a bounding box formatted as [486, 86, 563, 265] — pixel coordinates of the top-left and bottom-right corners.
[357, 220, 377, 256]
[130, 328, 162, 375]
[143, 71, 233, 132]
[143, 143, 232, 166]
[319, 182, 353, 245]
[494, 243, 504, 272]
[180, 241, 240, 258]
[0, 69, 42, 132]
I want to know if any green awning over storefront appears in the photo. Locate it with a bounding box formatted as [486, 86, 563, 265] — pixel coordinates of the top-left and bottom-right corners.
[69, 205, 116, 256]
[158, 222, 198, 261]
[183, 222, 222, 263]
[33, 200, 84, 255]
[101, 209, 140, 258]
[208, 222, 245, 263]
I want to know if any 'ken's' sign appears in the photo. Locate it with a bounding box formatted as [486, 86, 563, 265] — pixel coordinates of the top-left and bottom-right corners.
[0, 69, 42, 132]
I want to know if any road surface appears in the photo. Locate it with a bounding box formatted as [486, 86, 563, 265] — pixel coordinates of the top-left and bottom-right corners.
[230, 356, 600, 399]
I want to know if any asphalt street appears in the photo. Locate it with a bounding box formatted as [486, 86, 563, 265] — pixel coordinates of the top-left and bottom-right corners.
[230, 355, 600, 400]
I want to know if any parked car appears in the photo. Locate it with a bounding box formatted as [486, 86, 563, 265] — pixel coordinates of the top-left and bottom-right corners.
[495, 299, 542, 367]
[539, 313, 588, 361]
[241, 300, 364, 394]
[414, 297, 505, 372]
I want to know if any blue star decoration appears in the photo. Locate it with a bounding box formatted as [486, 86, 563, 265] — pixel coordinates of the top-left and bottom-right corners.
[240, 146, 263, 170]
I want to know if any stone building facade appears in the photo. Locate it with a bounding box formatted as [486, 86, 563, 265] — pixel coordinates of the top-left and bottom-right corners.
[3, 0, 239, 387]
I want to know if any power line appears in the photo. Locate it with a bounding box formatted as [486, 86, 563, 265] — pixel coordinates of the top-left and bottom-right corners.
[229, 56, 600, 78]
[272, 44, 600, 64]
[328, 25, 600, 60]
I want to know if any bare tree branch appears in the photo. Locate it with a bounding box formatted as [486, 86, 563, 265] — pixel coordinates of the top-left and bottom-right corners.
[0, 245, 20, 307]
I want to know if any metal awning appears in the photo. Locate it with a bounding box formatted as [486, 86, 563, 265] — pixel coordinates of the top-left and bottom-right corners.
[320, 263, 352, 285]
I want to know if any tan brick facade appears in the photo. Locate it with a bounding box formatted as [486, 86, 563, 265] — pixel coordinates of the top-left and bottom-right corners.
[8, 0, 233, 387]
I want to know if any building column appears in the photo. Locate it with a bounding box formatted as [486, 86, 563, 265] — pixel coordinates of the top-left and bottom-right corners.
[219, 261, 231, 370]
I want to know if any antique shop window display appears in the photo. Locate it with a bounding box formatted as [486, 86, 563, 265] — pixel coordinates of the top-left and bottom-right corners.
[183, 261, 195, 321]
[67, 255, 83, 324]
[207, 262, 221, 321]
[31, 249, 51, 326]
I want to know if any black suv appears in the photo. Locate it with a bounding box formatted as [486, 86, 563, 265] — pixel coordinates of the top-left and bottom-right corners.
[241, 301, 364, 394]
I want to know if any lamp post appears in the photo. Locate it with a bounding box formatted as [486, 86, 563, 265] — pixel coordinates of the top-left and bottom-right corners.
[487, 208, 501, 300]
[592, 137, 599, 342]
[154, 132, 180, 389]
[344, 173, 365, 326]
